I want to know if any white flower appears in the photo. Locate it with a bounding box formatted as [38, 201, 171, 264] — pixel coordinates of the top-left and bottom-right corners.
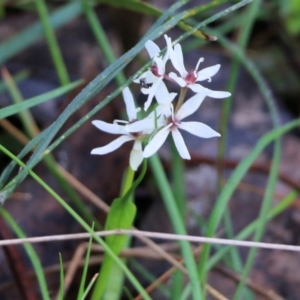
[134, 40, 169, 111]
[125, 81, 175, 134]
[154, 81, 177, 117]
[91, 87, 148, 171]
[143, 92, 220, 159]
[165, 35, 231, 99]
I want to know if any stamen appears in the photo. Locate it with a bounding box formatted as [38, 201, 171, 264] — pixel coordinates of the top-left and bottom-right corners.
[195, 57, 204, 72]
[114, 119, 128, 125]
[170, 104, 175, 119]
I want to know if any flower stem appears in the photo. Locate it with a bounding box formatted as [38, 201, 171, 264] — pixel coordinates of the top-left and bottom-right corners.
[175, 87, 187, 113]
[121, 167, 135, 196]
[149, 155, 202, 299]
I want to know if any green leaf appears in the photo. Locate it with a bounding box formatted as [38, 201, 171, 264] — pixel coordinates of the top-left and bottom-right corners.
[58, 253, 65, 300]
[283, 0, 300, 35]
[91, 163, 147, 300]
[0, 2, 82, 64]
[77, 224, 95, 300]
[35, 0, 70, 85]
[0, 70, 29, 94]
[98, 0, 229, 40]
[105, 198, 137, 251]
[80, 274, 98, 300]
[98, 0, 162, 17]
[0, 79, 82, 119]
[0, 208, 50, 300]
[91, 197, 137, 300]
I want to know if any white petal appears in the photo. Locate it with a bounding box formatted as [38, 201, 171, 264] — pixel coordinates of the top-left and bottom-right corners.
[129, 140, 143, 170]
[173, 43, 187, 76]
[153, 56, 165, 76]
[162, 51, 169, 64]
[91, 135, 133, 155]
[92, 120, 127, 134]
[145, 40, 160, 58]
[190, 84, 231, 99]
[208, 90, 231, 99]
[155, 81, 177, 105]
[189, 83, 211, 95]
[171, 129, 190, 159]
[143, 125, 171, 158]
[169, 72, 186, 87]
[197, 64, 220, 81]
[126, 118, 156, 133]
[156, 104, 172, 118]
[176, 93, 206, 120]
[154, 80, 169, 103]
[165, 35, 186, 76]
[122, 87, 137, 121]
[144, 111, 168, 129]
[179, 121, 220, 138]
[144, 77, 163, 111]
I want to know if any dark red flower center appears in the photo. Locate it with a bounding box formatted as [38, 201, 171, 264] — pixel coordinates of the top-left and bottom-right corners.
[185, 70, 197, 84]
[151, 63, 162, 77]
[167, 115, 180, 130]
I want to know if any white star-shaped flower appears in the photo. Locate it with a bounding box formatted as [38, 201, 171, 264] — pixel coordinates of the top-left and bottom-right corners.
[143, 92, 220, 159]
[126, 81, 176, 133]
[154, 81, 177, 117]
[91, 87, 148, 171]
[165, 35, 231, 99]
[134, 40, 169, 111]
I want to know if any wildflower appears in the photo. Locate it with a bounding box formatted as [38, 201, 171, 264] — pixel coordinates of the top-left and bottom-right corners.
[134, 40, 169, 111]
[126, 81, 175, 133]
[165, 35, 231, 99]
[143, 92, 220, 159]
[91, 87, 149, 171]
[154, 81, 177, 117]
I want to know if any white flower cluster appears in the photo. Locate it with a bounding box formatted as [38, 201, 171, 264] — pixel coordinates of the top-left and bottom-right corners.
[91, 35, 231, 171]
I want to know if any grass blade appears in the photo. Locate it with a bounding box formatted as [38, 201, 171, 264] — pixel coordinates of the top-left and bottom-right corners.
[34, 0, 70, 85]
[0, 145, 151, 299]
[58, 253, 65, 300]
[77, 224, 95, 300]
[0, 79, 83, 119]
[0, 208, 50, 300]
[0, 2, 82, 65]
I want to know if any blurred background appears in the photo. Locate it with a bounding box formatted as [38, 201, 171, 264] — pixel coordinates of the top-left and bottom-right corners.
[1, 0, 300, 299]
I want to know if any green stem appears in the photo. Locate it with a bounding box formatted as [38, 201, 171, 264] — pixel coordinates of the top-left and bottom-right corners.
[207, 191, 296, 270]
[171, 140, 186, 218]
[2, 68, 39, 138]
[35, 0, 70, 86]
[121, 167, 135, 196]
[218, 0, 260, 165]
[175, 87, 187, 113]
[233, 139, 280, 299]
[0, 209, 50, 300]
[81, 0, 126, 87]
[149, 155, 202, 300]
